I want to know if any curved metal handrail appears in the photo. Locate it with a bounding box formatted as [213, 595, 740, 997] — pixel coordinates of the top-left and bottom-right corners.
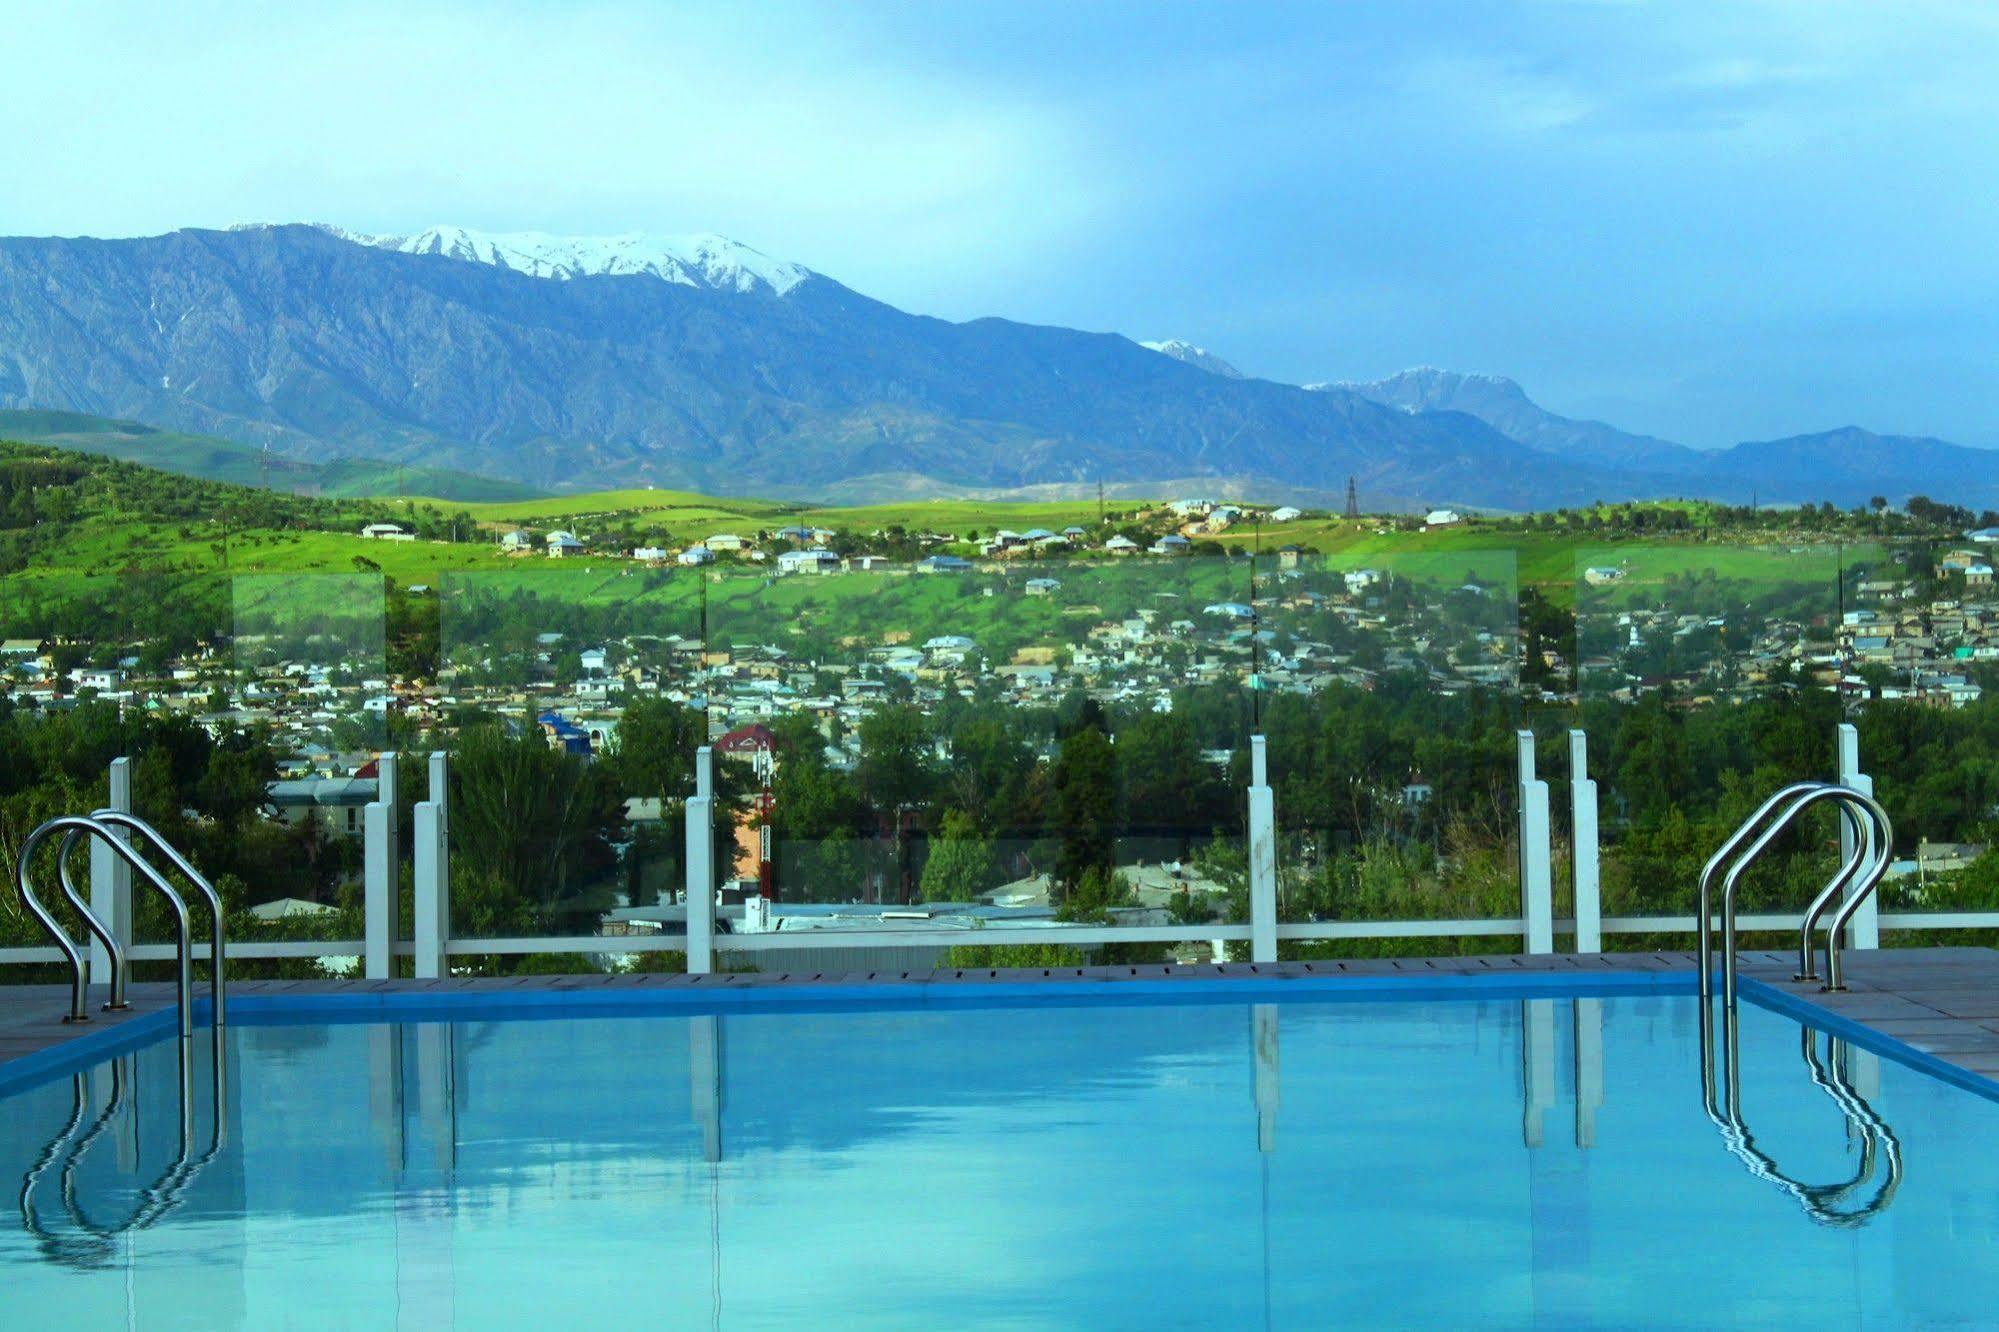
[17, 816, 197, 1036]
[89, 809, 227, 1026]
[1698, 1005, 1900, 1227]
[1719, 786, 1880, 1006]
[15, 817, 126, 1022]
[53, 826, 130, 1011]
[1696, 781, 1832, 999]
[1797, 791, 1892, 990]
[1791, 798, 1876, 983]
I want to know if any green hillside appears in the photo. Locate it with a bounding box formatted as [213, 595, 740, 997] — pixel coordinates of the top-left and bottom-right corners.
[0, 409, 544, 503]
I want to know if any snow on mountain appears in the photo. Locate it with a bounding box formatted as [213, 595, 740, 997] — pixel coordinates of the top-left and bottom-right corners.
[307, 223, 815, 295]
[1139, 339, 1243, 378]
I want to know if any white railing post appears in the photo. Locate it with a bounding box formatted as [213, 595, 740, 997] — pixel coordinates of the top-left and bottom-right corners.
[1837, 723, 1880, 950]
[1247, 735, 1277, 964]
[1568, 729, 1601, 954]
[89, 757, 133, 983]
[686, 744, 716, 973]
[686, 794, 714, 975]
[413, 800, 445, 979]
[429, 750, 451, 942]
[1518, 730, 1554, 955]
[364, 801, 393, 979]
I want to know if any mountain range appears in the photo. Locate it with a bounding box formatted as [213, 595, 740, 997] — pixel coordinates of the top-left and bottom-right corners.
[0, 222, 1991, 510]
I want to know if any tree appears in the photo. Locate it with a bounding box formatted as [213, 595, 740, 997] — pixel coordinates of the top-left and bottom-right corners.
[1053, 724, 1116, 894]
[920, 809, 998, 902]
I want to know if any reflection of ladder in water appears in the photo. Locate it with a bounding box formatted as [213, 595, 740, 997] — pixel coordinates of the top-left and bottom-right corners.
[18, 1026, 229, 1266]
[13, 810, 228, 1037]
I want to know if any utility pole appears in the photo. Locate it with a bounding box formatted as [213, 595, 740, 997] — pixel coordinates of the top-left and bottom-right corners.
[1096, 477, 1105, 528]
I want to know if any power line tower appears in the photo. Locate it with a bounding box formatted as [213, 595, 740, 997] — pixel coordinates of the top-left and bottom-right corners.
[259, 441, 271, 492]
[1344, 474, 1360, 520]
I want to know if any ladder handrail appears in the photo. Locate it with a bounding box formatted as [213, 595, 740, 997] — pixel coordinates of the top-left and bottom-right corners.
[1719, 785, 1874, 1006]
[15, 817, 126, 1023]
[1696, 780, 1833, 999]
[1792, 799, 1876, 982]
[16, 816, 197, 1035]
[88, 809, 227, 1027]
[1797, 791, 1892, 988]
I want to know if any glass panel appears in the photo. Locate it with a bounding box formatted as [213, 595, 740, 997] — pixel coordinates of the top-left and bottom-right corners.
[703, 549, 1255, 970]
[436, 566, 706, 964]
[1267, 548, 1523, 953]
[1852, 538, 1999, 935]
[1573, 543, 1845, 941]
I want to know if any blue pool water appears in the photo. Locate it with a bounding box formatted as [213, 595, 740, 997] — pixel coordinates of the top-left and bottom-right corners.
[4, 983, 1998, 1329]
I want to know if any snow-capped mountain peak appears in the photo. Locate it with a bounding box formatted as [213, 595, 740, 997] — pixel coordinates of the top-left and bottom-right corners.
[1139, 339, 1243, 378]
[307, 223, 815, 295]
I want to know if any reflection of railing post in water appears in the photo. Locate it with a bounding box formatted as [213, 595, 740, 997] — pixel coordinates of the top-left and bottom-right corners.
[368, 1022, 405, 1172]
[1568, 730, 1601, 954]
[1517, 732, 1554, 954]
[1248, 736, 1277, 964]
[1572, 998, 1602, 1148]
[1250, 1004, 1278, 1153]
[1836, 724, 1881, 951]
[397, 1021, 458, 1325]
[87, 757, 133, 989]
[691, 1013, 722, 1163]
[1520, 998, 1556, 1148]
[687, 745, 715, 974]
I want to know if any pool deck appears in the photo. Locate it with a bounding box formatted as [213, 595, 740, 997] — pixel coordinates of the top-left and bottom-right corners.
[6, 946, 1999, 1089]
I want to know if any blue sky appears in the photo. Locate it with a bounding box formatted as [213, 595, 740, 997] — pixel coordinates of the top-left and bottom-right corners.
[4, 0, 1998, 447]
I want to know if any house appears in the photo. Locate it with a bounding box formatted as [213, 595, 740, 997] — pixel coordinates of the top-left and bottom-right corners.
[359, 522, 414, 541]
[633, 546, 671, 563]
[1583, 567, 1626, 586]
[499, 529, 535, 552]
[917, 555, 972, 573]
[1025, 577, 1061, 596]
[1966, 527, 1999, 544]
[268, 774, 378, 839]
[1425, 509, 1464, 528]
[1104, 535, 1141, 554]
[678, 545, 715, 566]
[537, 710, 593, 756]
[705, 534, 749, 553]
[546, 531, 586, 557]
[1968, 563, 1995, 588]
[1276, 545, 1305, 570]
[776, 548, 841, 575]
[1343, 568, 1383, 596]
[1062, 526, 1088, 540]
[579, 647, 610, 675]
[1152, 534, 1191, 554]
[846, 554, 890, 571]
[72, 668, 124, 692]
[1269, 506, 1303, 522]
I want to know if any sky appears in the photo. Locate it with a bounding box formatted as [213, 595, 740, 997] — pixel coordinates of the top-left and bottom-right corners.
[4, 0, 1999, 448]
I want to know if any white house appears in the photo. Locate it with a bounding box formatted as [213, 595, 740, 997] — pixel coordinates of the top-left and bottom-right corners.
[1583, 567, 1626, 586]
[500, 529, 534, 552]
[579, 647, 610, 675]
[678, 545, 715, 566]
[360, 522, 415, 542]
[1269, 506, 1303, 523]
[1025, 577, 1061, 596]
[1425, 509, 1465, 528]
[1104, 535, 1141, 554]
[546, 531, 586, 557]
[1343, 568, 1383, 596]
[1152, 534, 1192, 554]
[633, 546, 671, 563]
[777, 548, 841, 575]
[706, 533, 749, 553]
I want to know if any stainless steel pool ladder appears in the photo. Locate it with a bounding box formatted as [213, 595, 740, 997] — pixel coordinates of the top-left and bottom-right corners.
[1698, 1001, 1901, 1227]
[13, 811, 228, 1037]
[1696, 781, 1893, 1006]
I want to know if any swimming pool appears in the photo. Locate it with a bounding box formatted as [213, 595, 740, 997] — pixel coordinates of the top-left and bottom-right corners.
[4, 976, 1997, 1329]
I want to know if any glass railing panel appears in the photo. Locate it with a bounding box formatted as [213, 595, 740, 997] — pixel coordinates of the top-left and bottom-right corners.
[1845, 539, 1999, 937]
[436, 565, 706, 962]
[702, 548, 1255, 969]
[1266, 547, 1523, 953]
[1573, 542, 1847, 941]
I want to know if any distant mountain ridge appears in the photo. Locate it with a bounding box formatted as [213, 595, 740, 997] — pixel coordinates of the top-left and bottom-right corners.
[0, 223, 1991, 510]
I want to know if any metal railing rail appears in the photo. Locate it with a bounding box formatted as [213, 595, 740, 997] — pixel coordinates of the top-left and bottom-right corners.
[13, 815, 208, 1036]
[1700, 782, 1893, 1006]
[89, 809, 228, 1027]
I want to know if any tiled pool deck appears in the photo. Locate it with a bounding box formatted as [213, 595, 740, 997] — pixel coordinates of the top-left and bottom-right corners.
[5, 946, 1999, 1090]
